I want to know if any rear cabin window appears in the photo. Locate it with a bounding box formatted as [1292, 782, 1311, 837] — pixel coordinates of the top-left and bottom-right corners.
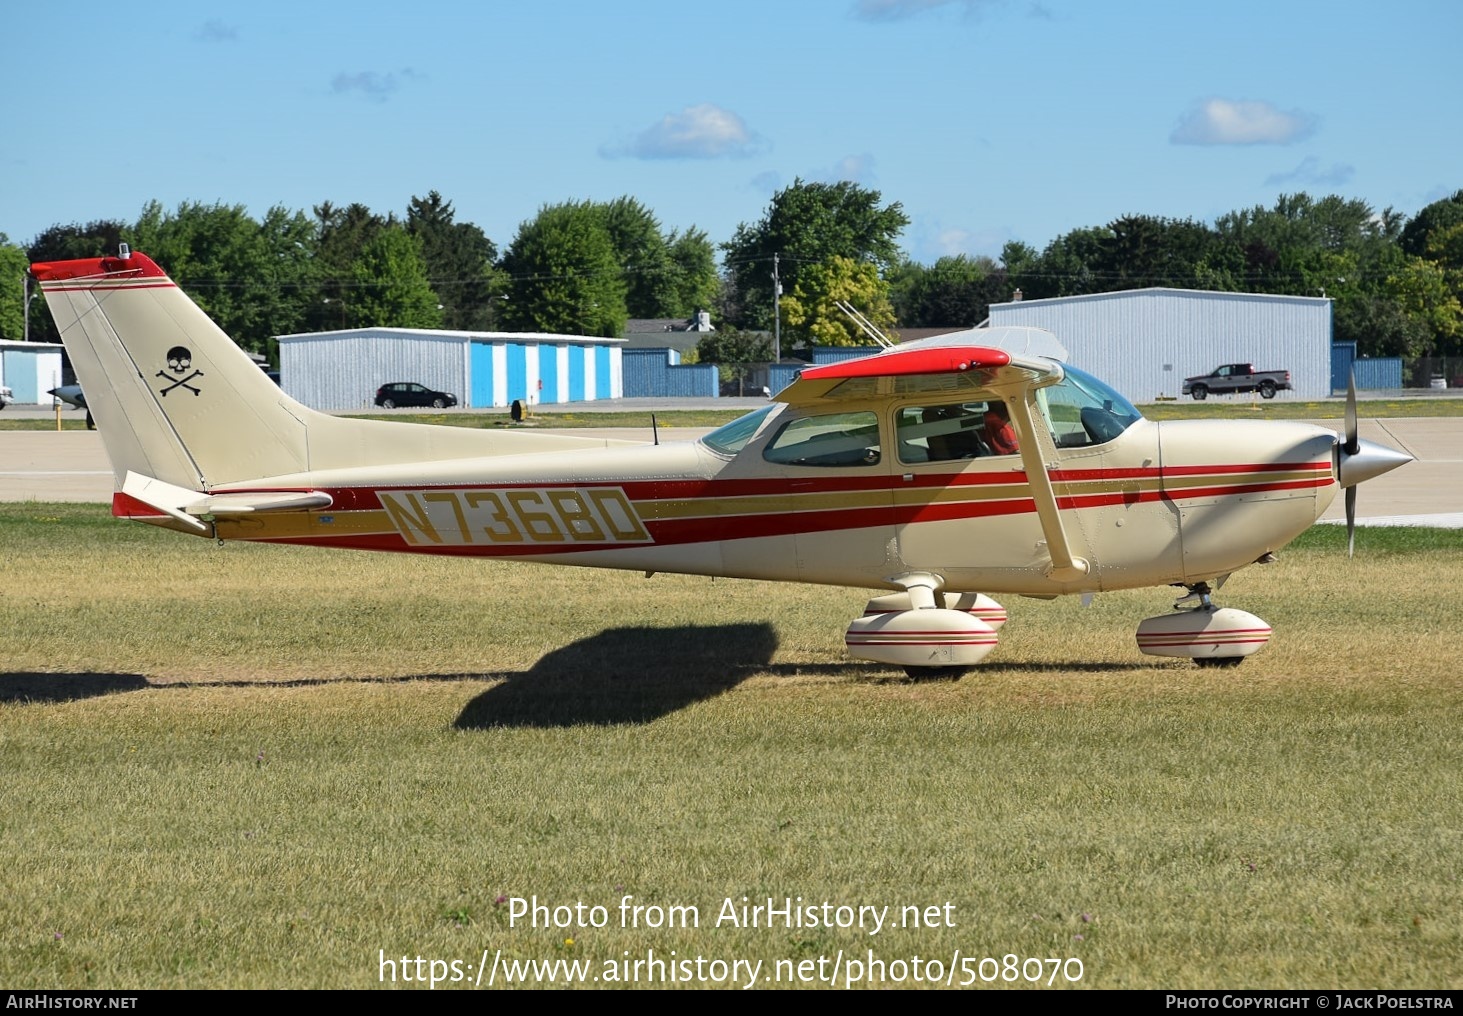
[896, 400, 1020, 463]
[762, 411, 881, 467]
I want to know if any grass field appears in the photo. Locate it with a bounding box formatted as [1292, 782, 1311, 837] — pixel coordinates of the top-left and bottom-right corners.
[1, 505, 1459, 989]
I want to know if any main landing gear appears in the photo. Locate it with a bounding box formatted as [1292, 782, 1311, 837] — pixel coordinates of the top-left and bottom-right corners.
[843, 575, 1008, 680]
[1135, 582, 1272, 668]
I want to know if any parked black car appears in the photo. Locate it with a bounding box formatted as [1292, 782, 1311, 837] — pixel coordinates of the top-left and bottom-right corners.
[374, 382, 458, 409]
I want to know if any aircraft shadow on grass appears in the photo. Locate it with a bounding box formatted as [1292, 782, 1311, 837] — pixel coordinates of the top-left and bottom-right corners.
[454, 622, 779, 730]
[0, 672, 152, 703]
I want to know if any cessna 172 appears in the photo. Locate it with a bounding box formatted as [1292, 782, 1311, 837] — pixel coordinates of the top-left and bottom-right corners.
[30, 247, 1411, 676]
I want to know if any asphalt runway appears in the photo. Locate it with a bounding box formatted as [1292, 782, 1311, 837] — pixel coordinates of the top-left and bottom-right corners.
[1, 414, 1458, 526]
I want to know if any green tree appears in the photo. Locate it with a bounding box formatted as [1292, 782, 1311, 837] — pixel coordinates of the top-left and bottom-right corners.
[0, 235, 29, 341]
[501, 201, 627, 337]
[1400, 190, 1463, 258]
[311, 202, 387, 331]
[1093, 215, 1216, 290]
[721, 179, 909, 330]
[1385, 256, 1462, 357]
[780, 255, 897, 347]
[24, 219, 130, 343]
[347, 225, 442, 329]
[599, 196, 676, 318]
[1010, 226, 1112, 299]
[128, 200, 301, 354]
[889, 254, 1007, 328]
[406, 191, 504, 331]
[666, 227, 720, 317]
[694, 325, 773, 391]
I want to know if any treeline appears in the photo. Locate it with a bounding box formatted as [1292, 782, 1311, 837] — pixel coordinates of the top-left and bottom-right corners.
[6, 192, 719, 356]
[3, 184, 1460, 361]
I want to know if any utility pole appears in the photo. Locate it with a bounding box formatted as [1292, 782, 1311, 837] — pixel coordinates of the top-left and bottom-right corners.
[772, 253, 781, 363]
[22, 273, 31, 341]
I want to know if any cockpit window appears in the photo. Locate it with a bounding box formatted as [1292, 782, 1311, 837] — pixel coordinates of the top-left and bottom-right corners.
[701, 406, 775, 457]
[763, 411, 881, 467]
[896, 400, 1020, 463]
[1038, 365, 1142, 448]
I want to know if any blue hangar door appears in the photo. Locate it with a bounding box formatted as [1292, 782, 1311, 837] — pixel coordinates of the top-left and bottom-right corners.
[567, 346, 586, 402]
[470, 341, 495, 408]
[539, 345, 559, 404]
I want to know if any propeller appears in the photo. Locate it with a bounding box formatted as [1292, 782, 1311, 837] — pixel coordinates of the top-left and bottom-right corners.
[1345, 374, 1358, 557]
[1334, 371, 1412, 557]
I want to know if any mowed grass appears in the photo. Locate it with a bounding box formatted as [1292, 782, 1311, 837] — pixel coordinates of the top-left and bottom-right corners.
[1, 505, 1459, 989]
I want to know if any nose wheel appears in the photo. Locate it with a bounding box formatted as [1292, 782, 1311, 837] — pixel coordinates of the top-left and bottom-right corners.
[1136, 583, 1271, 667]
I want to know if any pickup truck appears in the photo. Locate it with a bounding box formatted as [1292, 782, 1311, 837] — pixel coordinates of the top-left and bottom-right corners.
[1182, 364, 1291, 400]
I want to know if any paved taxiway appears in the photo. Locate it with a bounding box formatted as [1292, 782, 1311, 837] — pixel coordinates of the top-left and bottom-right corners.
[1, 413, 1458, 526]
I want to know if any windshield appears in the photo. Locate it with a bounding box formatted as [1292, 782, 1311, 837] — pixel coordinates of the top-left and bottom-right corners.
[1037, 365, 1143, 448]
[701, 406, 775, 456]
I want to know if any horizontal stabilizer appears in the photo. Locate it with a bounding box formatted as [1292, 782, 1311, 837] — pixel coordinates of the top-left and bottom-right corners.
[121, 471, 331, 529]
[196, 491, 334, 515]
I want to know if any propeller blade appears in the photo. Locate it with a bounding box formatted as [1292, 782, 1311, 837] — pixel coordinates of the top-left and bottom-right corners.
[1345, 485, 1357, 559]
[1344, 371, 1359, 455]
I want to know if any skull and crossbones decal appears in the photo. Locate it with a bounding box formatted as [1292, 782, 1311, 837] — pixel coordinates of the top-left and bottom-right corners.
[156, 346, 204, 396]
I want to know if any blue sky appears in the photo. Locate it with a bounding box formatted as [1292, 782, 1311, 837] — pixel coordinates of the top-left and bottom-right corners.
[3, 0, 1458, 264]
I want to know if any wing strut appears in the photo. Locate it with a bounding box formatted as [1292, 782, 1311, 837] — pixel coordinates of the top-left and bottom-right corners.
[1006, 397, 1090, 583]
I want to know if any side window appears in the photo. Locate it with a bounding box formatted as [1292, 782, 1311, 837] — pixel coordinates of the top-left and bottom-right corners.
[763, 411, 881, 467]
[896, 401, 1019, 463]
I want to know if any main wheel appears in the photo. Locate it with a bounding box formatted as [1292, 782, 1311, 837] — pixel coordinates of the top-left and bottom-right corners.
[902, 665, 968, 681]
[1258, 380, 1276, 399]
[1194, 656, 1244, 668]
[381, 398, 396, 409]
[431, 397, 446, 409]
[1191, 385, 1208, 401]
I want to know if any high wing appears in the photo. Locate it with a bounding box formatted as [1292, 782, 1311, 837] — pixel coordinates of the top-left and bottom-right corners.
[775, 342, 1063, 407]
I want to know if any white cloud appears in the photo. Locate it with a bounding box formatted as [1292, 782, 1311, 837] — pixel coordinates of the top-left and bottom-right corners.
[820, 153, 878, 185]
[330, 69, 425, 103]
[909, 218, 1012, 261]
[1171, 98, 1317, 146]
[751, 170, 783, 195]
[603, 103, 765, 160]
[193, 20, 238, 43]
[1264, 156, 1355, 187]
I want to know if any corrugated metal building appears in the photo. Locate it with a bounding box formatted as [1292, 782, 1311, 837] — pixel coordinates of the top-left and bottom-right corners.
[1, 341, 64, 403]
[275, 328, 623, 411]
[621, 348, 719, 398]
[987, 288, 1332, 401]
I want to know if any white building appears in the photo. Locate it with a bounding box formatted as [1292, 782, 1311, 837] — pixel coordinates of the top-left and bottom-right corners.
[275, 328, 624, 411]
[985, 288, 1332, 401]
[0, 340, 64, 404]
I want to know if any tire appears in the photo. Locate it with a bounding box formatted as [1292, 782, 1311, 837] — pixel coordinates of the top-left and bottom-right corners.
[902, 666, 968, 681]
[431, 398, 446, 409]
[1258, 380, 1276, 399]
[1190, 385, 1208, 401]
[381, 399, 395, 410]
[1194, 656, 1244, 668]
[85, 411, 95, 430]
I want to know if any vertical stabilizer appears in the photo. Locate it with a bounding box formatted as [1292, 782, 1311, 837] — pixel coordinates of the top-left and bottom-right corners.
[31, 251, 309, 489]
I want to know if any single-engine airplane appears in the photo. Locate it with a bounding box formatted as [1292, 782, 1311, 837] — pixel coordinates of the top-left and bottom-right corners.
[30, 247, 1412, 676]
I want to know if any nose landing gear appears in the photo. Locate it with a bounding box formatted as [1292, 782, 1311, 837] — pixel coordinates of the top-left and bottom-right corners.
[1136, 582, 1272, 667]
